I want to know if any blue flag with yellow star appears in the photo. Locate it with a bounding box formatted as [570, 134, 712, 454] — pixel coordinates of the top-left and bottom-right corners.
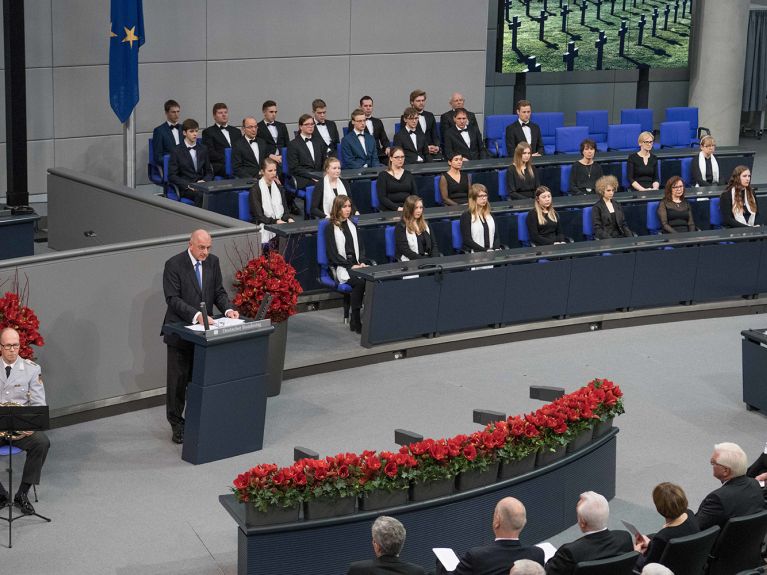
[109, 0, 145, 123]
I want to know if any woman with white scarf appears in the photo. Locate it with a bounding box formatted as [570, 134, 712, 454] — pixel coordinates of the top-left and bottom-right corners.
[324, 195, 368, 333]
[248, 158, 294, 244]
[720, 166, 759, 228]
[394, 195, 438, 261]
[691, 135, 720, 187]
[310, 157, 350, 219]
[460, 184, 500, 252]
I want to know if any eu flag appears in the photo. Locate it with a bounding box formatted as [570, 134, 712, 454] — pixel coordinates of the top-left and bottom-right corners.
[109, 0, 145, 123]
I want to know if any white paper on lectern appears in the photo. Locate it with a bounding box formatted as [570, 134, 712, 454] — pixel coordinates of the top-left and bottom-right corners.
[536, 542, 557, 562]
[432, 548, 460, 571]
[185, 317, 245, 331]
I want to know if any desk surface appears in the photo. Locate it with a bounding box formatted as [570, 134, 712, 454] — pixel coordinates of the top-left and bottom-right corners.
[0, 213, 40, 226]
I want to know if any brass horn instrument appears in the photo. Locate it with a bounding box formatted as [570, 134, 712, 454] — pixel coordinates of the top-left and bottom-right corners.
[0, 402, 33, 440]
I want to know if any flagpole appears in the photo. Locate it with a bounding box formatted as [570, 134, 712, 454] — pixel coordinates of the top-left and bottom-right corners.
[124, 110, 136, 187]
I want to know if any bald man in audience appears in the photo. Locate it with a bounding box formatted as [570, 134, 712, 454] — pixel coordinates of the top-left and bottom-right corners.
[544, 491, 632, 575]
[438, 497, 544, 575]
[696, 441, 765, 530]
[640, 564, 674, 575]
[509, 559, 545, 575]
[440, 92, 478, 132]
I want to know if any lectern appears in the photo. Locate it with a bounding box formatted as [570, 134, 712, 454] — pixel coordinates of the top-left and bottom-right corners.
[162, 320, 273, 464]
[742, 329, 767, 413]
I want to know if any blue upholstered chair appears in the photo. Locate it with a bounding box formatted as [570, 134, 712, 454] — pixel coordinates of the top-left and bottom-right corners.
[659, 121, 692, 148]
[433, 175, 443, 206]
[665, 106, 709, 145]
[555, 126, 590, 154]
[620, 108, 654, 134]
[709, 197, 723, 229]
[607, 123, 642, 151]
[384, 225, 396, 262]
[451, 219, 463, 253]
[317, 219, 352, 322]
[497, 169, 508, 200]
[560, 164, 572, 195]
[531, 112, 564, 155]
[517, 212, 531, 247]
[575, 110, 609, 151]
[582, 206, 594, 240]
[646, 201, 662, 234]
[370, 180, 380, 212]
[238, 191, 251, 222]
[484, 114, 517, 157]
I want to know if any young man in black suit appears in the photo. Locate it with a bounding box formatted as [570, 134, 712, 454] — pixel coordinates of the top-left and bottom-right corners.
[696, 442, 765, 530]
[311, 98, 340, 156]
[443, 108, 489, 161]
[257, 100, 289, 164]
[437, 497, 544, 575]
[347, 516, 425, 575]
[161, 229, 239, 444]
[232, 116, 269, 179]
[168, 119, 214, 206]
[545, 491, 633, 575]
[288, 113, 327, 190]
[440, 92, 478, 132]
[341, 108, 380, 169]
[394, 107, 430, 165]
[201, 103, 242, 177]
[401, 89, 441, 158]
[505, 99, 544, 157]
[351, 96, 390, 163]
[152, 99, 181, 165]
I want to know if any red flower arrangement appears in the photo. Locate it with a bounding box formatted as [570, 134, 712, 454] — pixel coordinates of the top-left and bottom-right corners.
[232, 250, 302, 323]
[232, 378, 624, 511]
[0, 275, 44, 359]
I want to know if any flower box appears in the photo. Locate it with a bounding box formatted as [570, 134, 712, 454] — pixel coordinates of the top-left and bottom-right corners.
[498, 452, 537, 480]
[358, 489, 409, 511]
[593, 417, 614, 438]
[455, 463, 500, 491]
[566, 428, 594, 454]
[409, 478, 455, 502]
[303, 496, 356, 520]
[244, 503, 300, 527]
[535, 445, 566, 467]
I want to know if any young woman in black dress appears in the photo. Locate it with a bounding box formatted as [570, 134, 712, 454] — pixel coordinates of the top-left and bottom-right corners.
[505, 142, 539, 199]
[439, 152, 470, 205]
[526, 186, 565, 245]
[657, 176, 695, 233]
[394, 195, 438, 260]
[376, 146, 418, 212]
[627, 131, 659, 191]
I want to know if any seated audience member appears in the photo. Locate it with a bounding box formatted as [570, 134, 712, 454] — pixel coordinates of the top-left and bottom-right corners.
[592, 175, 633, 239]
[505, 100, 544, 157]
[325, 195, 368, 333]
[439, 152, 470, 205]
[152, 99, 181, 165]
[395, 195, 438, 261]
[377, 147, 417, 212]
[311, 157, 350, 219]
[719, 165, 759, 228]
[342, 109, 380, 169]
[350, 96, 390, 163]
[627, 131, 660, 191]
[257, 100, 290, 163]
[544, 491, 633, 575]
[696, 441, 765, 530]
[437, 497, 544, 575]
[658, 176, 695, 233]
[168, 118, 214, 206]
[249, 158, 294, 244]
[232, 116, 269, 179]
[640, 565, 674, 575]
[288, 113, 327, 190]
[347, 515, 425, 575]
[568, 139, 603, 195]
[510, 559, 545, 575]
[443, 108, 489, 161]
[506, 142, 539, 199]
[202, 102, 243, 178]
[395, 107, 431, 165]
[692, 135, 720, 187]
[440, 92, 478, 132]
[526, 186, 565, 245]
[311, 98, 340, 156]
[460, 183, 500, 252]
[402, 89, 441, 157]
[634, 482, 699, 571]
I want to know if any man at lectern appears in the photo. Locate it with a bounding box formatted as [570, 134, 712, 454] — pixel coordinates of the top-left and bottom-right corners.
[0, 327, 50, 515]
[162, 229, 239, 445]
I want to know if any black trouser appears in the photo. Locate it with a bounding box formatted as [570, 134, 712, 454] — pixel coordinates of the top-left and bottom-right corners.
[347, 276, 366, 310]
[179, 186, 203, 207]
[166, 341, 194, 428]
[1, 431, 50, 486]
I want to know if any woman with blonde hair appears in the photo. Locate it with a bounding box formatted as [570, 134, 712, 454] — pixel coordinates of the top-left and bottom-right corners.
[720, 165, 759, 228]
[505, 142, 539, 199]
[526, 186, 565, 245]
[248, 157, 294, 244]
[310, 156, 350, 219]
[394, 195, 438, 260]
[692, 135, 720, 187]
[460, 183, 500, 252]
[627, 130, 659, 191]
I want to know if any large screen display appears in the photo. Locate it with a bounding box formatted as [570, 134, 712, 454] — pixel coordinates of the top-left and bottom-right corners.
[498, 0, 692, 73]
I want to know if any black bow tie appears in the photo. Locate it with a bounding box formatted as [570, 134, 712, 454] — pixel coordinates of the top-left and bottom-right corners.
[171, 124, 180, 130]
[187, 145, 197, 151]
[521, 122, 529, 127]
[409, 131, 417, 135]
[316, 122, 325, 126]
[218, 124, 228, 129]
[248, 139, 257, 145]
[458, 129, 468, 133]
[357, 133, 365, 138]
[266, 122, 275, 127]
[304, 138, 312, 143]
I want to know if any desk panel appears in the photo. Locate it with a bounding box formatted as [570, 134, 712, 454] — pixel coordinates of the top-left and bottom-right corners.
[693, 241, 762, 301]
[436, 267, 507, 333]
[503, 259, 571, 324]
[630, 246, 699, 308]
[566, 252, 636, 315]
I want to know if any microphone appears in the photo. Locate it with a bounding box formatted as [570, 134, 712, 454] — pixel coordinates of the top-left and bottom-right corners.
[200, 302, 210, 330]
[83, 231, 104, 245]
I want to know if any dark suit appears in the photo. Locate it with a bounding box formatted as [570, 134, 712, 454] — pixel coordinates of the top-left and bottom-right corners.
[152, 122, 181, 165]
[312, 120, 340, 156]
[443, 125, 489, 161]
[201, 124, 242, 177]
[287, 135, 327, 189]
[162, 250, 232, 429]
[347, 554, 425, 575]
[232, 137, 268, 179]
[393, 129, 430, 165]
[544, 529, 633, 575]
[505, 120, 544, 156]
[695, 475, 765, 530]
[440, 109, 478, 133]
[168, 142, 214, 206]
[341, 131, 380, 169]
[348, 116, 390, 160]
[257, 120, 290, 151]
[747, 452, 767, 479]
[400, 110, 440, 148]
[249, 181, 289, 225]
[591, 199, 633, 239]
[438, 539, 544, 575]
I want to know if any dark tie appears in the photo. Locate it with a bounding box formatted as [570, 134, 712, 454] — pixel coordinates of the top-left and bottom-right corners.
[172, 124, 180, 131]
[409, 131, 416, 135]
[316, 122, 325, 126]
[218, 124, 227, 129]
[304, 138, 312, 143]
[357, 133, 365, 138]
[266, 123, 275, 126]
[521, 122, 529, 127]
[249, 139, 257, 145]
[187, 145, 197, 151]
[5, 366, 10, 378]
[458, 129, 468, 133]
[195, 261, 202, 290]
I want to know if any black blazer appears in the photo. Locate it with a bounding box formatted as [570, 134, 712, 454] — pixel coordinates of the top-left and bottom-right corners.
[719, 189, 760, 228]
[287, 135, 327, 189]
[312, 121, 340, 155]
[232, 137, 268, 179]
[348, 116, 390, 156]
[310, 178, 351, 219]
[347, 554, 425, 575]
[440, 109, 478, 132]
[393, 129, 430, 164]
[695, 475, 765, 530]
[437, 539, 544, 575]
[459, 210, 500, 252]
[248, 181, 290, 225]
[747, 452, 767, 479]
[400, 110, 439, 147]
[394, 221, 438, 260]
[526, 209, 564, 245]
[325, 220, 366, 269]
[168, 142, 214, 190]
[691, 154, 720, 186]
[201, 124, 242, 177]
[161, 251, 231, 345]
[506, 165, 539, 199]
[505, 120, 544, 156]
[443, 124, 489, 161]
[152, 122, 180, 165]
[544, 530, 633, 575]
[256, 120, 290, 151]
[591, 199, 633, 239]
